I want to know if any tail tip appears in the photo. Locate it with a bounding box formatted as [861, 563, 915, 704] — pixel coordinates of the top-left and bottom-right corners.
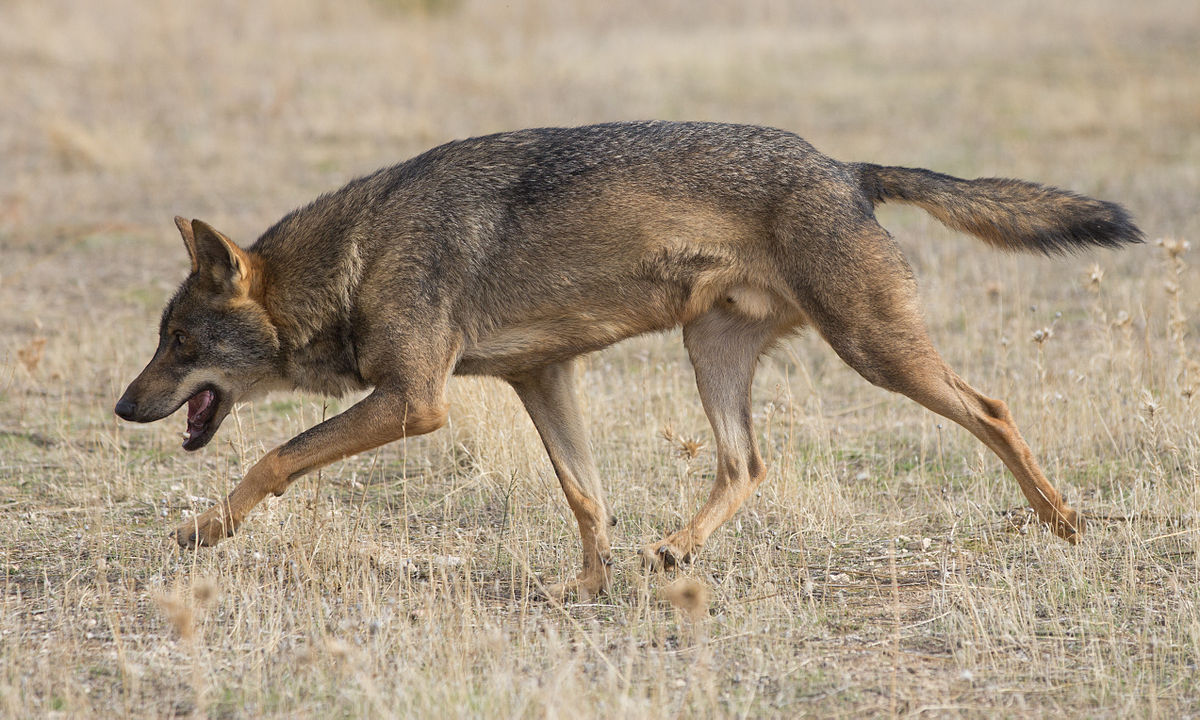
[1056, 199, 1145, 254]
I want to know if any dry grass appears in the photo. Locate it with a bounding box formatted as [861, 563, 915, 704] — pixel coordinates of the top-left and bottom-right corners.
[1, 0, 1198, 716]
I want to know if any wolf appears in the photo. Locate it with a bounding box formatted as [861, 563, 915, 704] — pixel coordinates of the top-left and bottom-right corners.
[115, 121, 1142, 598]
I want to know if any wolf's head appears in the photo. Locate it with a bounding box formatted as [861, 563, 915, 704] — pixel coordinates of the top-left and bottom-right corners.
[115, 218, 282, 451]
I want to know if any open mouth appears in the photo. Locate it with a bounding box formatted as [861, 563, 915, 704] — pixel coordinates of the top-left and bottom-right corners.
[182, 387, 222, 451]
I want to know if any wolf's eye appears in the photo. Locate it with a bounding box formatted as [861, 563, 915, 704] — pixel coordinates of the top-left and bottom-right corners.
[173, 331, 188, 348]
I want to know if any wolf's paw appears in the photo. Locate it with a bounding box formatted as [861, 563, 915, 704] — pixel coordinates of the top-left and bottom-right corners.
[171, 510, 234, 548]
[1050, 506, 1084, 544]
[639, 539, 694, 572]
[542, 569, 610, 603]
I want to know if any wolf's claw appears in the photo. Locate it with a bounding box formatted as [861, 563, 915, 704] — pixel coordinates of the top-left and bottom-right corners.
[639, 540, 692, 571]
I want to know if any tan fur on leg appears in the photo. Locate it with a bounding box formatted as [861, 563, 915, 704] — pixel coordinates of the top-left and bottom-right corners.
[511, 360, 613, 598]
[641, 310, 779, 569]
[172, 388, 447, 548]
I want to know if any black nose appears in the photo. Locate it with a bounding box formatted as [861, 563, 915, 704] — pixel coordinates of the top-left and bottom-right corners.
[114, 398, 137, 421]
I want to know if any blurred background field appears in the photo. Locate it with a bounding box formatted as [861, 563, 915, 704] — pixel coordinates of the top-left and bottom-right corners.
[1, 0, 1197, 717]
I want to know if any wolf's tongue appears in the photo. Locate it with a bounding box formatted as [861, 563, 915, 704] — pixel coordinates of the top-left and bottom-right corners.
[187, 390, 214, 429]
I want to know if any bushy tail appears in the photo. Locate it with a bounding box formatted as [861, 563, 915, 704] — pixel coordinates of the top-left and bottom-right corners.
[854, 163, 1144, 254]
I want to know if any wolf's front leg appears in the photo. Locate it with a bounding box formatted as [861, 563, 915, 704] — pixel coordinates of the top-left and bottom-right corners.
[509, 361, 613, 600]
[171, 449, 285, 547]
[172, 386, 448, 548]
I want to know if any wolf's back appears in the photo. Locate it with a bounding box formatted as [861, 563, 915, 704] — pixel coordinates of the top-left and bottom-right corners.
[854, 163, 1143, 254]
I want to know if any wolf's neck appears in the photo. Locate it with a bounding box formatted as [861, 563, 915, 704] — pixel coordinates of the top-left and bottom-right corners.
[249, 205, 367, 395]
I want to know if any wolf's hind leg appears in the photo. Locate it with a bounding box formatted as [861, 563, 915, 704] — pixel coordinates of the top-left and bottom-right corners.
[510, 360, 613, 600]
[798, 224, 1081, 541]
[832, 336, 1082, 540]
[640, 311, 778, 570]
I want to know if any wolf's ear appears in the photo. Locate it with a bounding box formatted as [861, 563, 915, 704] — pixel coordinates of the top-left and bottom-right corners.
[188, 219, 255, 296]
[175, 216, 199, 273]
